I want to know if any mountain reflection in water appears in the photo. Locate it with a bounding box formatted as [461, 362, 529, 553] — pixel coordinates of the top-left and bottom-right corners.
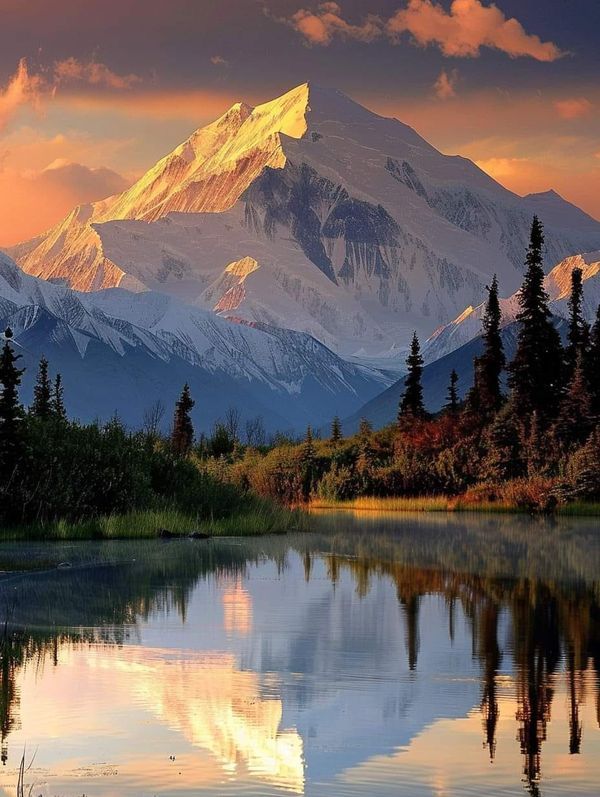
[0, 511, 599, 796]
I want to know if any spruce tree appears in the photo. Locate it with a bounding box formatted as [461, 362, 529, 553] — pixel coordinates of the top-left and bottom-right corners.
[554, 351, 594, 450]
[445, 369, 459, 414]
[0, 328, 25, 473]
[52, 374, 67, 421]
[331, 416, 342, 444]
[172, 383, 195, 456]
[482, 401, 525, 481]
[32, 356, 52, 420]
[508, 217, 563, 426]
[357, 417, 375, 491]
[586, 305, 600, 418]
[565, 267, 586, 382]
[468, 275, 505, 416]
[399, 332, 426, 423]
[302, 425, 316, 500]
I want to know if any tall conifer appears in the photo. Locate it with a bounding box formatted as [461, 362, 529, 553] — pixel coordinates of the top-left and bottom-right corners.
[172, 383, 195, 456]
[508, 217, 563, 426]
[330, 416, 342, 444]
[445, 369, 459, 414]
[469, 274, 505, 416]
[32, 356, 52, 419]
[399, 332, 426, 423]
[565, 267, 586, 382]
[0, 328, 25, 473]
[554, 351, 594, 450]
[52, 374, 67, 421]
[586, 305, 600, 418]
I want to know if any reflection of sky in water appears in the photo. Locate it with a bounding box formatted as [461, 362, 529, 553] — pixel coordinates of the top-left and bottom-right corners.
[0, 515, 599, 796]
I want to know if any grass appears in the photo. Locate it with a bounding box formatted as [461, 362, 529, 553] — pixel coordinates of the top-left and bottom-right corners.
[310, 496, 451, 513]
[0, 504, 306, 542]
[310, 495, 600, 516]
[556, 501, 600, 516]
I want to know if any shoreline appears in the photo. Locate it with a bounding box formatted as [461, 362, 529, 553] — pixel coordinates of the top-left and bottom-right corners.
[0, 506, 305, 542]
[309, 497, 600, 517]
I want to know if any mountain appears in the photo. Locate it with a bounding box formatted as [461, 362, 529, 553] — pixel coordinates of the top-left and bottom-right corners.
[425, 250, 600, 363]
[10, 84, 600, 356]
[0, 252, 388, 433]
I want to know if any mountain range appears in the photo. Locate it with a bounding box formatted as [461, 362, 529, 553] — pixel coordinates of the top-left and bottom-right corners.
[9, 83, 600, 358]
[0, 251, 387, 433]
[3, 83, 600, 432]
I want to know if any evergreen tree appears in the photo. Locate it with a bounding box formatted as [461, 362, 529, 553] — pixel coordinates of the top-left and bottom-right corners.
[586, 305, 600, 418]
[0, 328, 25, 473]
[302, 425, 315, 460]
[301, 425, 316, 500]
[482, 402, 525, 481]
[172, 383, 195, 456]
[331, 416, 342, 444]
[553, 351, 594, 451]
[399, 332, 426, 423]
[468, 275, 505, 417]
[52, 374, 67, 421]
[31, 356, 52, 420]
[524, 411, 548, 477]
[358, 417, 373, 438]
[445, 369, 459, 414]
[508, 217, 563, 426]
[565, 267, 586, 382]
[356, 417, 375, 490]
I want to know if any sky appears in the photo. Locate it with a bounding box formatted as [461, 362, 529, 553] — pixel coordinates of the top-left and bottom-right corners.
[0, 0, 598, 245]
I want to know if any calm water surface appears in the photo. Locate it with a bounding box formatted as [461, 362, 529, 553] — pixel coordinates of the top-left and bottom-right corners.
[0, 511, 599, 796]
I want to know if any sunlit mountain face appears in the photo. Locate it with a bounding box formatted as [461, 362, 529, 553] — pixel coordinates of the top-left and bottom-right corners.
[9, 83, 600, 356]
[1, 516, 600, 796]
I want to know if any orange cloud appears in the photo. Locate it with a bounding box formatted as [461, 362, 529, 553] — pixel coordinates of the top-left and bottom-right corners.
[0, 161, 130, 246]
[387, 0, 565, 60]
[434, 68, 458, 99]
[554, 97, 593, 120]
[0, 58, 47, 131]
[288, 2, 382, 45]
[283, 1, 564, 60]
[0, 56, 143, 133]
[54, 57, 142, 90]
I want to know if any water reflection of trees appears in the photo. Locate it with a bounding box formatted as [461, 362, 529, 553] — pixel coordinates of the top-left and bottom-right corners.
[311, 549, 600, 796]
[0, 519, 599, 795]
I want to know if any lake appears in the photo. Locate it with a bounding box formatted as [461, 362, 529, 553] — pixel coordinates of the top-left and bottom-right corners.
[0, 511, 599, 796]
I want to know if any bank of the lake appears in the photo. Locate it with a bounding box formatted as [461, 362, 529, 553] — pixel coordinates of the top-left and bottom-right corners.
[310, 495, 600, 516]
[0, 504, 305, 542]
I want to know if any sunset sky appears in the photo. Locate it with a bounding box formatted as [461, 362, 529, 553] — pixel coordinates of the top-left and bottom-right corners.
[0, 0, 598, 245]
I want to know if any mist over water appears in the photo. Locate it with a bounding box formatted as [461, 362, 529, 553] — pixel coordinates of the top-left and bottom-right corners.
[0, 512, 599, 796]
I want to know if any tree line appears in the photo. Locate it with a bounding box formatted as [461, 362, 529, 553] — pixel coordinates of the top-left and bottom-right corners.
[0, 332, 254, 526]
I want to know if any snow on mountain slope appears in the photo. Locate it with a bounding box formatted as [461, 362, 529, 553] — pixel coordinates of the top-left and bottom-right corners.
[424, 250, 600, 363]
[0, 251, 388, 431]
[10, 84, 600, 355]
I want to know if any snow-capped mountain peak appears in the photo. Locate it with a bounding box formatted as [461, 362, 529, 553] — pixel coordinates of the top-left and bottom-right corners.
[9, 83, 600, 356]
